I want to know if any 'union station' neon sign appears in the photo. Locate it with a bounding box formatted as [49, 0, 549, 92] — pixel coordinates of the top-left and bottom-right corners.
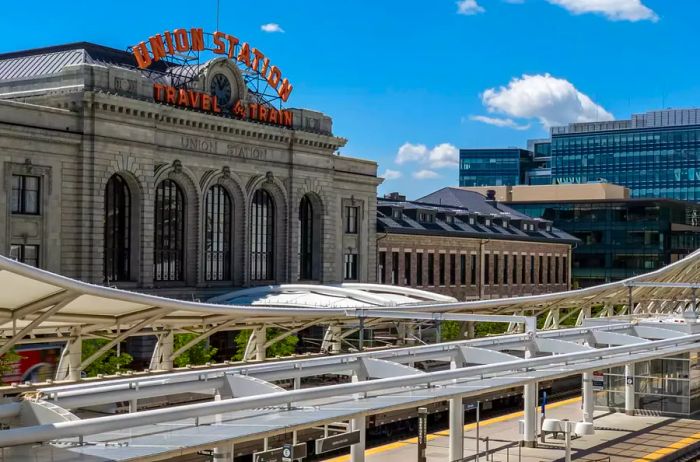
[131, 27, 293, 102]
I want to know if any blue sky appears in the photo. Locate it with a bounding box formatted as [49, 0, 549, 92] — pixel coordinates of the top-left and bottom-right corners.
[2, 0, 696, 198]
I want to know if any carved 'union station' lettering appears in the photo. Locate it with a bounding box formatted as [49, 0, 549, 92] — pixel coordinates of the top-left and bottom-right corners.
[181, 136, 218, 153]
[227, 144, 267, 160]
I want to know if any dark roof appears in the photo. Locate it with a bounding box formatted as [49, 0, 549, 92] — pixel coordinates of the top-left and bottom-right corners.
[0, 42, 171, 82]
[377, 190, 579, 245]
[417, 187, 532, 218]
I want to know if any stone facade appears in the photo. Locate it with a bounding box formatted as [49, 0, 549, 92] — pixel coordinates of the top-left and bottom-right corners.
[0, 45, 381, 299]
[378, 233, 571, 300]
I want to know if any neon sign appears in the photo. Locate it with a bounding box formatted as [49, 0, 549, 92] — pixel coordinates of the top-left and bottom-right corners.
[132, 28, 293, 102]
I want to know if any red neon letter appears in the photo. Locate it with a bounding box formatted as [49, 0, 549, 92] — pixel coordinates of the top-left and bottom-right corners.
[132, 42, 152, 68]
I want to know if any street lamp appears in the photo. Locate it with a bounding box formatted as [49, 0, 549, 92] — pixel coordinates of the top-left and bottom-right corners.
[542, 418, 594, 462]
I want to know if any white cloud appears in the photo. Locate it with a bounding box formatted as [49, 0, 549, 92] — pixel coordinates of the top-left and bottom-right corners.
[381, 169, 402, 180]
[480, 73, 613, 128]
[428, 143, 459, 168]
[547, 0, 658, 22]
[456, 0, 485, 15]
[470, 115, 531, 130]
[396, 143, 428, 165]
[413, 169, 441, 180]
[261, 23, 285, 33]
[395, 142, 459, 169]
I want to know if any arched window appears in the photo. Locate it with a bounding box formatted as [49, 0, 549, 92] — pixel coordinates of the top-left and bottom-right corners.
[204, 185, 232, 281]
[154, 179, 185, 281]
[104, 174, 131, 282]
[250, 189, 275, 281]
[299, 195, 314, 280]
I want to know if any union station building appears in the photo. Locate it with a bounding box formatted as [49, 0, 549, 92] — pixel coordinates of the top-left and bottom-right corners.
[0, 36, 381, 298]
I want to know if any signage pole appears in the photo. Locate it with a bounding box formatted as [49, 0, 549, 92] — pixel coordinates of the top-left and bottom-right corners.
[417, 407, 428, 462]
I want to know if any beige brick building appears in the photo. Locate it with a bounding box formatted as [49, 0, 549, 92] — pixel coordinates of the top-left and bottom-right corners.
[377, 189, 578, 300]
[0, 42, 381, 299]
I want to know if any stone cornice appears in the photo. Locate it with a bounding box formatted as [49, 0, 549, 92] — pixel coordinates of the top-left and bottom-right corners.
[72, 91, 347, 153]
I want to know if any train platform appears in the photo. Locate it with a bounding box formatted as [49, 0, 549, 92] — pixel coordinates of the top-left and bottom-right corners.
[323, 397, 700, 462]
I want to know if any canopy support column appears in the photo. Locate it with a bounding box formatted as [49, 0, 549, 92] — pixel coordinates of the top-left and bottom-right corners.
[582, 371, 594, 423]
[55, 326, 82, 382]
[255, 326, 266, 361]
[625, 363, 635, 415]
[522, 381, 538, 447]
[350, 415, 366, 462]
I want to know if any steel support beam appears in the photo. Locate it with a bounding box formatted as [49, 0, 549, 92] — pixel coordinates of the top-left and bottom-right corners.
[582, 371, 594, 423]
[350, 415, 366, 462]
[625, 363, 635, 415]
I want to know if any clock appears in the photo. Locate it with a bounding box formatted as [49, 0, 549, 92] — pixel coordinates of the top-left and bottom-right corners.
[209, 73, 233, 108]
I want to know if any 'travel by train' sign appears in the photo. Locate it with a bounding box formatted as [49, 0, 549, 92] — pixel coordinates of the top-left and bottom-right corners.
[152, 84, 294, 127]
[132, 27, 293, 102]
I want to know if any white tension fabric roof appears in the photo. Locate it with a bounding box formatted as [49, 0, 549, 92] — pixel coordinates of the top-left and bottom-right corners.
[0, 248, 700, 342]
[0, 320, 697, 461]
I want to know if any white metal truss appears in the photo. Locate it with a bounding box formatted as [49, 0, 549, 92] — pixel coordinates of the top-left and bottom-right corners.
[0, 320, 696, 461]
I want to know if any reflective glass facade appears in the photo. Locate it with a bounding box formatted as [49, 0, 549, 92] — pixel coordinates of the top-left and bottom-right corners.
[552, 127, 700, 200]
[459, 149, 525, 186]
[511, 199, 700, 287]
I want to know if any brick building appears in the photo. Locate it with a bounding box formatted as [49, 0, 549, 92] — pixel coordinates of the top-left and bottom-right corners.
[0, 40, 381, 300]
[377, 188, 579, 300]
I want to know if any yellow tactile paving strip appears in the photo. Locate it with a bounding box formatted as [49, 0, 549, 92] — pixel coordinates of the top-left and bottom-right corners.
[323, 397, 582, 462]
[323, 396, 700, 462]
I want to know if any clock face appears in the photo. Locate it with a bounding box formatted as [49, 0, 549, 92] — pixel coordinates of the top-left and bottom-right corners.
[210, 73, 233, 108]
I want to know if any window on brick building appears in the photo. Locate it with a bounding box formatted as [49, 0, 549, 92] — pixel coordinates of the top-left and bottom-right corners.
[493, 254, 499, 284]
[428, 253, 435, 285]
[460, 254, 467, 285]
[378, 251, 386, 283]
[530, 255, 535, 284]
[471, 254, 477, 285]
[484, 254, 490, 285]
[449, 254, 456, 285]
[391, 252, 399, 285]
[404, 252, 411, 285]
[439, 253, 446, 286]
[503, 254, 509, 285]
[539, 255, 544, 284]
[522, 254, 526, 284]
[416, 252, 423, 286]
[512, 254, 518, 284]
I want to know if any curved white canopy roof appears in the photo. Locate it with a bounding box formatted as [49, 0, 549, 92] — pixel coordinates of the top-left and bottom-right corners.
[0, 247, 698, 342]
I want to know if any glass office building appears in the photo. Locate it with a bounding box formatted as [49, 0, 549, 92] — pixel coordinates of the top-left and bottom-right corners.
[463, 109, 700, 201]
[459, 148, 548, 187]
[551, 109, 700, 201]
[511, 199, 700, 287]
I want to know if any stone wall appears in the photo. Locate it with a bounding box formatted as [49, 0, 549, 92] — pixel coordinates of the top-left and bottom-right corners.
[0, 71, 381, 299]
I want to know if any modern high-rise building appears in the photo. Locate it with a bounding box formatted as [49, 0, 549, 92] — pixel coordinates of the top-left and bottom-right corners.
[461, 108, 700, 201]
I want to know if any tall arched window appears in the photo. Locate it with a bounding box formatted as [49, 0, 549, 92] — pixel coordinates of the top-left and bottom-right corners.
[154, 179, 185, 281]
[104, 174, 131, 282]
[250, 189, 275, 281]
[204, 185, 232, 281]
[299, 195, 314, 280]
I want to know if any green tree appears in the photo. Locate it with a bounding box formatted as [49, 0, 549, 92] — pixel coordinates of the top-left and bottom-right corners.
[81, 339, 133, 377]
[173, 333, 218, 367]
[233, 329, 298, 361]
[441, 321, 463, 341]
